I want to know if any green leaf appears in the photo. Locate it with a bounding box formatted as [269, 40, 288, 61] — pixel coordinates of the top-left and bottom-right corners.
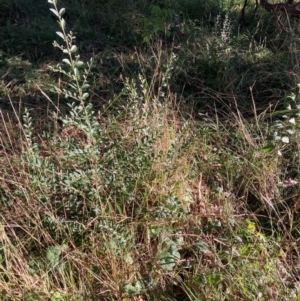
[196, 240, 209, 252]
[69, 83, 77, 90]
[50, 8, 58, 16]
[74, 67, 79, 78]
[82, 92, 89, 100]
[123, 284, 137, 295]
[60, 18, 66, 29]
[56, 31, 65, 40]
[171, 248, 180, 260]
[150, 5, 162, 17]
[208, 273, 221, 285]
[261, 144, 275, 152]
[70, 45, 78, 53]
[286, 127, 295, 135]
[122, 282, 142, 295]
[59, 8, 66, 16]
[75, 61, 84, 67]
[124, 253, 134, 264]
[158, 251, 176, 271]
[286, 92, 296, 101]
[150, 225, 161, 237]
[135, 281, 142, 292]
[46, 246, 61, 267]
[289, 117, 296, 124]
[82, 83, 90, 90]
[62, 58, 71, 65]
[193, 275, 207, 285]
[51, 292, 64, 301]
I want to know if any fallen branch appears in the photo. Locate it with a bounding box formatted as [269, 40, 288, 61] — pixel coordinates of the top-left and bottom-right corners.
[242, 0, 300, 20]
[260, 0, 300, 19]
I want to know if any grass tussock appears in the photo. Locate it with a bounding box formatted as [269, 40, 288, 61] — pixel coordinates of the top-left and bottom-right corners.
[1, 0, 300, 300]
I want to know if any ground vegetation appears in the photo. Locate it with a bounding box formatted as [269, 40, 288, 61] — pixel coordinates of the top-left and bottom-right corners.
[1, 0, 300, 300]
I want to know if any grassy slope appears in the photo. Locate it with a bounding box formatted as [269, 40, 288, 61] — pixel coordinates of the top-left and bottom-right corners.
[1, 0, 300, 300]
